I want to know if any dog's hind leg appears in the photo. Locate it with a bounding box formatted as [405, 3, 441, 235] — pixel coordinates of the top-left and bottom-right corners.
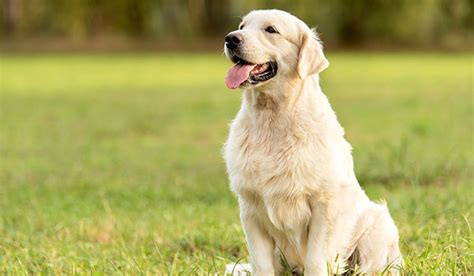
[353, 203, 403, 275]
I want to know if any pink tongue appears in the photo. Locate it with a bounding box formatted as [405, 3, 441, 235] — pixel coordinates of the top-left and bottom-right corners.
[225, 64, 256, 89]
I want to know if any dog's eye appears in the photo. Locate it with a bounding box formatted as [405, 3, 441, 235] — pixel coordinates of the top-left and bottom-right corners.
[265, 26, 278, 34]
[239, 25, 244, 30]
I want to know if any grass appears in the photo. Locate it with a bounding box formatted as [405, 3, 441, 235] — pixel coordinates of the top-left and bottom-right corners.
[0, 52, 473, 274]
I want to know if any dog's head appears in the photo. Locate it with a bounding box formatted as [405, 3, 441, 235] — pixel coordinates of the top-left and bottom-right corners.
[224, 9, 329, 90]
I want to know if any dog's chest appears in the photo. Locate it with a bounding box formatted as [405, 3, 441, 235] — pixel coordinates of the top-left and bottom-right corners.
[226, 121, 315, 242]
[225, 116, 322, 198]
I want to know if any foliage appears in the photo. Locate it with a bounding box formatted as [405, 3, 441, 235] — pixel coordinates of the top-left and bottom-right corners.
[1, 0, 472, 48]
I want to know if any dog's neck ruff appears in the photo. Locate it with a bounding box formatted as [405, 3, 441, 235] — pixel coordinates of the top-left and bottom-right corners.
[243, 74, 321, 113]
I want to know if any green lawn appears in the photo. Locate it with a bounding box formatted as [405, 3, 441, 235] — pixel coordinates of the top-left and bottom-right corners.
[0, 53, 472, 274]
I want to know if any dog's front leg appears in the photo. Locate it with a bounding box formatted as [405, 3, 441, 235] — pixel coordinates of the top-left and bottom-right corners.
[239, 200, 275, 276]
[304, 202, 348, 276]
[304, 203, 330, 276]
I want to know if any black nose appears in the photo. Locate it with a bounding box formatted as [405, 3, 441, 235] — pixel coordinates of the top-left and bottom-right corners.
[225, 34, 241, 50]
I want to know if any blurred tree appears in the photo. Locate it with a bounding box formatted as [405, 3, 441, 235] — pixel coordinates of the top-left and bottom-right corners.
[0, 0, 472, 49]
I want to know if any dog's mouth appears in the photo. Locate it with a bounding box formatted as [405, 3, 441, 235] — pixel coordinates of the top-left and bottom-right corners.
[225, 55, 278, 89]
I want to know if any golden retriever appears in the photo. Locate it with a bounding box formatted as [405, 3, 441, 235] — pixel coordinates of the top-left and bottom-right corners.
[223, 9, 403, 276]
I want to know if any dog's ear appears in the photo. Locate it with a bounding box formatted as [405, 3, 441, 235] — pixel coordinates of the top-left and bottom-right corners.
[297, 29, 329, 79]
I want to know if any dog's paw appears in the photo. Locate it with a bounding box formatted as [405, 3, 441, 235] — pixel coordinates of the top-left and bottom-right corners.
[224, 263, 252, 275]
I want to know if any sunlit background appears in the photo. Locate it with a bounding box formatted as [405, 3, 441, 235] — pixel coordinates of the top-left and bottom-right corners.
[0, 0, 472, 274]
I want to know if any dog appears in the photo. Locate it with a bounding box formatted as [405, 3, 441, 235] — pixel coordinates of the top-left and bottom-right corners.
[222, 9, 403, 275]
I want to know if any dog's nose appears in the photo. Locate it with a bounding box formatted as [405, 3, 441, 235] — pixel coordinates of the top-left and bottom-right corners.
[225, 34, 241, 50]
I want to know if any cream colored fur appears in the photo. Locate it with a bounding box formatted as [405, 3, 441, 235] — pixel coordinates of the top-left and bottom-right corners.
[223, 9, 403, 276]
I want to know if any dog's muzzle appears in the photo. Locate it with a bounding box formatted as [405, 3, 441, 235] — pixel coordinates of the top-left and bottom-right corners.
[225, 34, 242, 51]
